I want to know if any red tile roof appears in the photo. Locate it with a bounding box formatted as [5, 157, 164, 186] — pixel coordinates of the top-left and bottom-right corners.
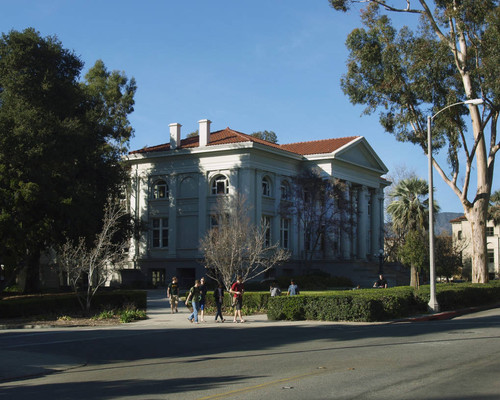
[450, 215, 467, 223]
[279, 137, 359, 155]
[129, 127, 359, 156]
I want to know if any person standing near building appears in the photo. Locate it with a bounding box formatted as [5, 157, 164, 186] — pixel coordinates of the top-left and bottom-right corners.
[186, 280, 201, 324]
[167, 276, 179, 314]
[230, 275, 245, 323]
[214, 281, 225, 322]
[199, 277, 208, 322]
[287, 279, 299, 296]
[373, 274, 388, 288]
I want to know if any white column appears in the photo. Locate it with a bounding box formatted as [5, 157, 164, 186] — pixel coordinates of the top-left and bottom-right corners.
[357, 186, 368, 260]
[379, 188, 385, 252]
[168, 175, 178, 256]
[273, 176, 282, 248]
[197, 171, 208, 254]
[351, 186, 358, 258]
[371, 189, 381, 257]
[255, 170, 263, 226]
[341, 182, 351, 259]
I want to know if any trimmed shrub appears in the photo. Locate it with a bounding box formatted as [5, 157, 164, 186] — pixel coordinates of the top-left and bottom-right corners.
[414, 281, 500, 311]
[0, 290, 147, 318]
[269, 287, 427, 322]
[268, 282, 500, 322]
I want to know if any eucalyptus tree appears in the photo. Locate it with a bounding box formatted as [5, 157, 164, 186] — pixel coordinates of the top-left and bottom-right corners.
[329, 0, 500, 283]
[0, 28, 136, 292]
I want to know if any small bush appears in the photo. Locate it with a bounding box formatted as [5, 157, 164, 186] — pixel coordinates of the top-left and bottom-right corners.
[119, 309, 147, 323]
[93, 310, 116, 320]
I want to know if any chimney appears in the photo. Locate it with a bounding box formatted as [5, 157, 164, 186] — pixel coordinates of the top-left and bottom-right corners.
[198, 119, 211, 147]
[169, 123, 182, 150]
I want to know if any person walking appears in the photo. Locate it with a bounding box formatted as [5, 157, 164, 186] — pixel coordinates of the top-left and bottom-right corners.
[199, 277, 208, 322]
[186, 280, 201, 324]
[166, 276, 179, 313]
[270, 281, 281, 297]
[214, 282, 226, 322]
[287, 279, 299, 296]
[230, 275, 245, 323]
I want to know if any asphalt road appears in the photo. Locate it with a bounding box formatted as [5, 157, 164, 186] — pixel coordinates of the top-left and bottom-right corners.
[1, 292, 500, 400]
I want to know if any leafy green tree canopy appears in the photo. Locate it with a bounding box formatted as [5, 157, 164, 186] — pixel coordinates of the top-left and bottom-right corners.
[0, 28, 136, 292]
[251, 130, 278, 144]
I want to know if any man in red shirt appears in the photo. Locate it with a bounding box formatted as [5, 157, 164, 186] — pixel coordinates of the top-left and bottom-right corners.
[230, 275, 245, 323]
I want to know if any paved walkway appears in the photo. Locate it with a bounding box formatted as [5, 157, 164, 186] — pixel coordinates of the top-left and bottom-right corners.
[133, 289, 278, 329]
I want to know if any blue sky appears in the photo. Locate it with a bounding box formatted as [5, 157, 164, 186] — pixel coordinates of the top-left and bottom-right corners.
[3, 0, 495, 213]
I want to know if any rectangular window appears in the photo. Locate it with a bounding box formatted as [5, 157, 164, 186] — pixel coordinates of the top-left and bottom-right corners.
[262, 216, 271, 247]
[486, 226, 494, 236]
[457, 230, 463, 240]
[487, 249, 494, 264]
[152, 218, 168, 248]
[280, 218, 290, 249]
[281, 182, 290, 200]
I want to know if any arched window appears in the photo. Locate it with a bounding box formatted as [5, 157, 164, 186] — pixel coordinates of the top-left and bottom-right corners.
[211, 175, 229, 195]
[152, 179, 168, 199]
[262, 176, 271, 197]
[280, 180, 290, 200]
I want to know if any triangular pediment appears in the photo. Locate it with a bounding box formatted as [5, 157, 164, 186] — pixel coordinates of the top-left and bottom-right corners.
[333, 137, 388, 174]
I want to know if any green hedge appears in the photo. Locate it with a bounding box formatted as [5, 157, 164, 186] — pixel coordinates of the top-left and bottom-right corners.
[0, 290, 147, 318]
[267, 286, 425, 322]
[267, 281, 500, 322]
[414, 281, 500, 311]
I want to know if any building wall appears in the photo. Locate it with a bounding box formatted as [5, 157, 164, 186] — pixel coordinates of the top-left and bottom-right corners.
[452, 218, 500, 278]
[125, 137, 389, 287]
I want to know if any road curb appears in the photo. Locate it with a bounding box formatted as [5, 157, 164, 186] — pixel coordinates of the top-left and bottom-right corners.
[394, 303, 500, 323]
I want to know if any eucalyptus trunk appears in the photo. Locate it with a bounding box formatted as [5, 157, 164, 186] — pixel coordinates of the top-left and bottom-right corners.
[464, 199, 490, 283]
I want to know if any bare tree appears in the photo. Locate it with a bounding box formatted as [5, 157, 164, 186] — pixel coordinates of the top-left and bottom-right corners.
[280, 168, 350, 268]
[57, 197, 129, 312]
[201, 194, 289, 291]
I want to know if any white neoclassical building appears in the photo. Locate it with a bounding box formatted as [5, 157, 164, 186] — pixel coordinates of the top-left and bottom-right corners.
[124, 119, 390, 287]
[451, 216, 500, 279]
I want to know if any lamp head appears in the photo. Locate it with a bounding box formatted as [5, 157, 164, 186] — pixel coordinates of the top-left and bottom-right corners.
[464, 98, 483, 105]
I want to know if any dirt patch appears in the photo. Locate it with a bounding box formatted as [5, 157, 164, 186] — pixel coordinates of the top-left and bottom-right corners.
[0, 315, 123, 328]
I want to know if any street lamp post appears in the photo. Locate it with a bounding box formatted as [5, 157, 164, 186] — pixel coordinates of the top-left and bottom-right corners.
[378, 249, 385, 275]
[427, 98, 483, 313]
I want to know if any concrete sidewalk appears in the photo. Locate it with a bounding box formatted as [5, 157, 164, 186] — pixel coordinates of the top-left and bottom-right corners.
[133, 288, 272, 328]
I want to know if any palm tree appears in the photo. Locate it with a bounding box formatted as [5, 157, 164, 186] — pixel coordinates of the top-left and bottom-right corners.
[387, 177, 439, 288]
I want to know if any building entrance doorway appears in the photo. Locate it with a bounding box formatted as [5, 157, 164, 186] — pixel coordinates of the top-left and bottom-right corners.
[151, 269, 165, 287]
